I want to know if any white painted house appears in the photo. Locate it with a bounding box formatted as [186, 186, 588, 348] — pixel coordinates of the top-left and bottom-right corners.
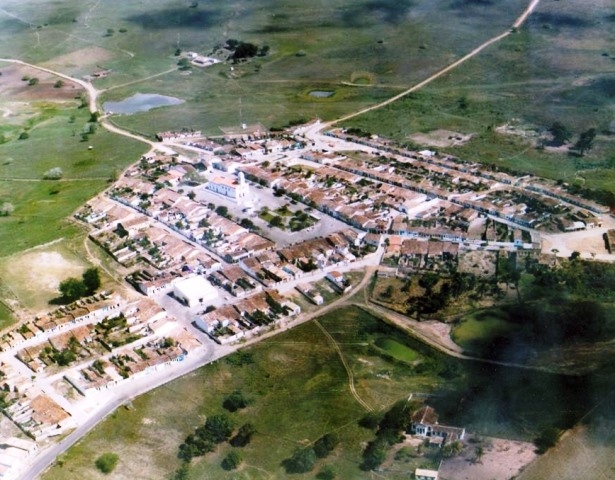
[206, 173, 249, 200]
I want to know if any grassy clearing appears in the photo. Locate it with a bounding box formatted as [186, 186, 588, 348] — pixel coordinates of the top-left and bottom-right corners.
[0, 104, 147, 257]
[374, 338, 420, 363]
[1, 0, 532, 136]
[0, 243, 85, 312]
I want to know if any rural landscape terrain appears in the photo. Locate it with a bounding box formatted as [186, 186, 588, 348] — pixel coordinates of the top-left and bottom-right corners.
[0, 0, 615, 479]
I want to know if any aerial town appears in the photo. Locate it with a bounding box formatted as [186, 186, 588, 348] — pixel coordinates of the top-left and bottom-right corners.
[0, 116, 613, 479]
[2, 0, 615, 478]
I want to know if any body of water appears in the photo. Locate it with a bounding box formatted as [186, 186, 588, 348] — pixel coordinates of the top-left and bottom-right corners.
[103, 93, 184, 114]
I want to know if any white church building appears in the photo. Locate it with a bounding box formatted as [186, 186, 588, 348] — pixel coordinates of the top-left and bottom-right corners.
[206, 172, 249, 200]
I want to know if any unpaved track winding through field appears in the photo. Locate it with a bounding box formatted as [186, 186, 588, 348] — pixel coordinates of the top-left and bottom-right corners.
[323, 0, 542, 128]
[314, 319, 374, 412]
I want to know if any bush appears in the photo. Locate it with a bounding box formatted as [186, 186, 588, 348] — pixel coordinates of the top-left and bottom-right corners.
[230, 423, 256, 447]
[314, 433, 339, 458]
[95, 453, 119, 474]
[221, 450, 242, 471]
[223, 390, 252, 412]
[283, 447, 316, 474]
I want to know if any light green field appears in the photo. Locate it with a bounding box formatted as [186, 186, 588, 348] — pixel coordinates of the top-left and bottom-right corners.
[0, 104, 148, 258]
[374, 337, 420, 363]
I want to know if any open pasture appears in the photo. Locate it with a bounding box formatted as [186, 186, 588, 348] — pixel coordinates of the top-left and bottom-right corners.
[1, 0, 533, 136]
[343, 0, 615, 193]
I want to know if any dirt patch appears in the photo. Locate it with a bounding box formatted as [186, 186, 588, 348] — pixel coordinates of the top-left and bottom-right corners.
[409, 129, 473, 148]
[440, 435, 537, 480]
[458, 251, 497, 277]
[0, 64, 82, 101]
[0, 248, 86, 313]
[41, 46, 114, 71]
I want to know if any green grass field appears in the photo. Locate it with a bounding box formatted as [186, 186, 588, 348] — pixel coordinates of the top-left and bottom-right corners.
[374, 337, 420, 363]
[0, 104, 147, 257]
[342, 0, 615, 195]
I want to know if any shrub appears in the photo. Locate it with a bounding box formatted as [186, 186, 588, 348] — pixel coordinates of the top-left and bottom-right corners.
[95, 453, 119, 474]
[221, 450, 242, 471]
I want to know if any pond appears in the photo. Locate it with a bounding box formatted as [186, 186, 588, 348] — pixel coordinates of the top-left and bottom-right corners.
[103, 93, 184, 114]
[309, 90, 334, 98]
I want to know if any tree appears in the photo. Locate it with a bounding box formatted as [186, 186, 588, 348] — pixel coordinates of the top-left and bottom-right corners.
[215, 205, 229, 217]
[18, 131, 29, 140]
[572, 128, 597, 156]
[54, 80, 64, 88]
[223, 390, 251, 412]
[231, 423, 256, 447]
[548, 121, 571, 146]
[59, 277, 87, 302]
[361, 438, 388, 471]
[171, 462, 190, 480]
[95, 452, 119, 474]
[314, 433, 339, 458]
[203, 414, 233, 443]
[240, 218, 256, 230]
[221, 450, 242, 471]
[269, 215, 284, 228]
[284, 447, 316, 474]
[27, 77, 39, 86]
[82, 267, 101, 295]
[358, 412, 382, 430]
[316, 465, 336, 480]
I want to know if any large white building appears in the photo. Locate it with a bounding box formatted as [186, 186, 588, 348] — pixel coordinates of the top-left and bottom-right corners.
[206, 173, 249, 200]
[173, 276, 218, 307]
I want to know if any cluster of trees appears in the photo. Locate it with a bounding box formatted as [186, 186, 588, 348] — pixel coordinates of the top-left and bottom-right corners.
[406, 272, 477, 319]
[58, 267, 101, 303]
[225, 39, 269, 61]
[546, 122, 597, 156]
[360, 401, 411, 470]
[282, 433, 339, 474]
[178, 414, 234, 461]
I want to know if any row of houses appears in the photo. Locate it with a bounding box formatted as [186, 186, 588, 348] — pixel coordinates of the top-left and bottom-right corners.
[65, 326, 201, 396]
[15, 299, 171, 374]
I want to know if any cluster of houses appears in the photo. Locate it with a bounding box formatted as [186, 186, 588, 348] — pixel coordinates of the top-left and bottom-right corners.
[330, 128, 608, 215]
[0, 294, 121, 352]
[66, 326, 201, 396]
[5, 394, 75, 441]
[14, 298, 179, 375]
[395, 238, 460, 272]
[194, 290, 301, 343]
